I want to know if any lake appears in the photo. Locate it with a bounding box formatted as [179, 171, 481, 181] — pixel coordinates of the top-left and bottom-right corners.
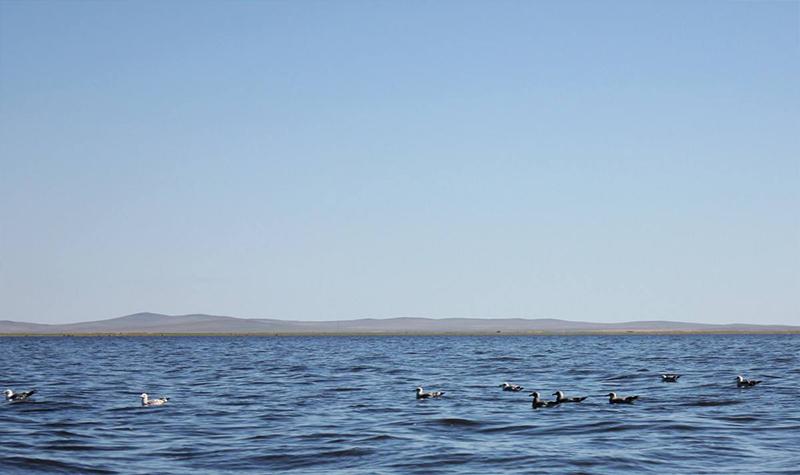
[1, 335, 798, 473]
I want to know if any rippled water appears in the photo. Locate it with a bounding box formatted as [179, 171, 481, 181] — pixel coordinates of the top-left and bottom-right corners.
[1, 335, 799, 474]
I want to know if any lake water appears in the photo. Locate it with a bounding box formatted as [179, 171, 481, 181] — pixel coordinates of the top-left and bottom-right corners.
[1, 335, 799, 474]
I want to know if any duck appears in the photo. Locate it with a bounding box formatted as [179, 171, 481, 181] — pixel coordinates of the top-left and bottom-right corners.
[530, 391, 559, 408]
[3, 389, 36, 402]
[499, 382, 524, 392]
[736, 376, 761, 387]
[140, 393, 169, 406]
[661, 374, 681, 383]
[415, 387, 445, 399]
[607, 392, 638, 404]
[552, 390, 587, 403]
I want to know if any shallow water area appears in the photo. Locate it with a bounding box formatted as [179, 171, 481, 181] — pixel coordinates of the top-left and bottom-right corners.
[1, 334, 799, 474]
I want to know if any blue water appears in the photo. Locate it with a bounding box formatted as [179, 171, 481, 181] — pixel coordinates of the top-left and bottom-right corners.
[1, 335, 799, 474]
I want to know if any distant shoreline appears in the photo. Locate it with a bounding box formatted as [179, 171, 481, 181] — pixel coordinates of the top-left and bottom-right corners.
[2, 330, 799, 337]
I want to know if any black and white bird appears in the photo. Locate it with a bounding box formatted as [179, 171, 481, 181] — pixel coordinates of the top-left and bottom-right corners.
[3, 389, 36, 402]
[140, 393, 169, 406]
[499, 382, 524, 392]
[736, 376, 761, 388]
[552, 390, 587, 403]
[607, 392, 638, 404]
[530, 391, 560, 408]
[415, 387, 445, 399]
[661, 374, 681, 383]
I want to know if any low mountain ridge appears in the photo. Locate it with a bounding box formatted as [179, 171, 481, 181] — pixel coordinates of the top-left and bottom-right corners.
[0, 313, 797, 334]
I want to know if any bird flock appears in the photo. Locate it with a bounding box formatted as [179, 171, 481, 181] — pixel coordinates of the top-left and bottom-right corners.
[416, 374, 763, 408]
[2, 389, 170, 407]
[4, 374, 763, 407]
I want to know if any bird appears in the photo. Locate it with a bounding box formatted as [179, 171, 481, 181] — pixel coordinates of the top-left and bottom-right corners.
[607, 392, 638, 404]
[530, 391, 560, 408]
[552, 390, 587, 403]
[661, 374, 681, 383]
[140, 393, 169, 406]
[499, 382, 524, 392]
[3, 389, 36, 402]
[736, 376, 761, 388]
[415, 387, 445, 399]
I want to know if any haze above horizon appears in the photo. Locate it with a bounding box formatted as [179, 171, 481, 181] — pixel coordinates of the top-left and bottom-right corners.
[1, 1, 798, 325]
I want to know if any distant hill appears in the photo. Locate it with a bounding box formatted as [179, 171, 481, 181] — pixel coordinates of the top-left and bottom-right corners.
[1, 313, 798, 335]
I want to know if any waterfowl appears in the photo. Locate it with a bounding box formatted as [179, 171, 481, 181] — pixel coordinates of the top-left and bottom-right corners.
[140, 393, 169, 406]
[607, 392, 638, 404]
[530, 391, 559, 408]
[415, 387, 445, 399]
[3, 389, 36, 402]
[736, 376, 761, 387]
[499, 382, 524, 392]
[661, 374, 681, 383]
[552, 390, 587, 403]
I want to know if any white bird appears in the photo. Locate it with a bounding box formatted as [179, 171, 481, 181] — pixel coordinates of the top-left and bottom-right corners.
[4, 389, 36, 402]
[499, 382, 524, 392]
[736, 375, 761, 387]
[415, 387, 445, 399]
[140, 393, 169, 406]
[607, 392, 638, 404]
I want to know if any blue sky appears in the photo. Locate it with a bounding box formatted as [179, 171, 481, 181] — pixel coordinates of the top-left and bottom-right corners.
[1, 1, 798, 324]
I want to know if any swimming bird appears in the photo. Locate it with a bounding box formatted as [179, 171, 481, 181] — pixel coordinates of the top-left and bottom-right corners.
[661, 374, 681, 383]
[552, 390, 587, 403]
[3, 389, 36, 402]
[499, 382, 524, 392]
[736, 376, 761, 387]
[530, 392, 559, 408]
[415, 387, 445, 399]
[140, 393, 169, 406]
[607, 392, 638, 404]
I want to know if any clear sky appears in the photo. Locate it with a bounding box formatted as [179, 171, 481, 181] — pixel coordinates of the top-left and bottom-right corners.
[1, 1, 798, 325]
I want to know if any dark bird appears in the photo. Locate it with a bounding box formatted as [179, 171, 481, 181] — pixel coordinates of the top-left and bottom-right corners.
[661, 374, 681, 383]
[553, 390, 587, 403]
[607, 392, 638, 404]
[3, 389, 36, 402]
[499, 382, 524, 392]
[736, 376, 761, 388]
[530, 391, 560, 408]
[415, 387, 445, 399]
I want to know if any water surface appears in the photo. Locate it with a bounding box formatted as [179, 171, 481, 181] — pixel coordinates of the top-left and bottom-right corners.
[2, 335, 798, 473]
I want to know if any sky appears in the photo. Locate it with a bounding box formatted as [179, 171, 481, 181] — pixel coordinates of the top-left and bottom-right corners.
[0, 1, 798, 325]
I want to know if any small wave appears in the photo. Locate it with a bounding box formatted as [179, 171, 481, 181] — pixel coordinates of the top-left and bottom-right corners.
[1, 456, 116, 474]
[486, 356, 524, 362]
[319, 447, 374, 458]
[430, 417, 483, 427]
[357, 434, 404, 442]
[688, 400, 743, 407]
[479, 424, 538, 434]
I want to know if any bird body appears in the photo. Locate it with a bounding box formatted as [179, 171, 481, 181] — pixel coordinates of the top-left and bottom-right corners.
[553, 391, 587, 403]
[499, 382, 524, 392]
[607, 392, 638, 404]
[736, 376, 761, 387]
[415, 387, 445, 399]
[140, 393, 169, 406]
[661, 374, 681, 383]
[530, 392, 559, 408]
[3, 389, 36, 402]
